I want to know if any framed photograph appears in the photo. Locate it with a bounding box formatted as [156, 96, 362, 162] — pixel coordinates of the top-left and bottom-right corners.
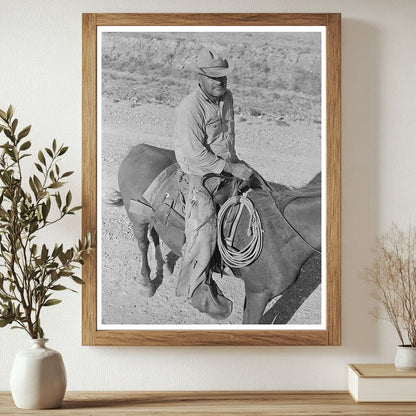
[82, 13, 341, 346]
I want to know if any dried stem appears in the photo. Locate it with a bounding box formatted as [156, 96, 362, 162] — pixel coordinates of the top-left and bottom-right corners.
[363, 223, 416, 346]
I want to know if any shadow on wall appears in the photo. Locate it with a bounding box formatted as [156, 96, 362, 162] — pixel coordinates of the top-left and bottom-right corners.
[341, 19, 381, 355]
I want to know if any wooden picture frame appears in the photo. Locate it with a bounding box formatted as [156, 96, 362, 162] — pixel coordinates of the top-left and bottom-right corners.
[82, 13, 341, 346]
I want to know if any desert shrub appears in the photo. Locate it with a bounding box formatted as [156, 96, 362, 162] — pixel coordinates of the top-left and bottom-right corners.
[154, 92, 166, 102]
[249, 108, 263, 117]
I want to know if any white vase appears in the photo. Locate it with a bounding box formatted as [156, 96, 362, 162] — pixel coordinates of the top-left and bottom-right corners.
[394, 345, 416, 371]
[10, 338, 67, 409]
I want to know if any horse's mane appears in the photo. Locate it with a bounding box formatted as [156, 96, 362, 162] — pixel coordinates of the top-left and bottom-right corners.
[268, 172, 321, 214]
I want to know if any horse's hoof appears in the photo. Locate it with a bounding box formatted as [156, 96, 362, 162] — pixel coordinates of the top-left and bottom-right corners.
[139, 283, 155, 298]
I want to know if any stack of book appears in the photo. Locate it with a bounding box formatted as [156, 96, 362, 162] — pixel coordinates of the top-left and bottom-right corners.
[348, 364, 416, 402]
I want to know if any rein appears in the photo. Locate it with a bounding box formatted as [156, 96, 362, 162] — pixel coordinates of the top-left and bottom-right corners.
[256, 171, 321, 255]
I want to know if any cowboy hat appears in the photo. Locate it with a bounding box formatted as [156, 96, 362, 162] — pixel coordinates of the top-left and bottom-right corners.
[186, 47, 234, 78]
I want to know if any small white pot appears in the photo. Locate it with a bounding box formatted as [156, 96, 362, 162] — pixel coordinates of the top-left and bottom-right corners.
[394, 345, 416, 371]
[10, 339, 67, 409]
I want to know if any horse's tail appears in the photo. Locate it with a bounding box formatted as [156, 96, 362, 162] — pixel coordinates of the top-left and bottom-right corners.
[107, 190, 124, 207]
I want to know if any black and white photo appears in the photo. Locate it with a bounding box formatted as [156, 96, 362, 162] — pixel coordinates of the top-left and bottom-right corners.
[98, 28, 325, 329]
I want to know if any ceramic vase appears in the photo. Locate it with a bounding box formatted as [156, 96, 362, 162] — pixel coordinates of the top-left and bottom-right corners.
[394, 345, 416, 371]
[10, 338, 67, 409]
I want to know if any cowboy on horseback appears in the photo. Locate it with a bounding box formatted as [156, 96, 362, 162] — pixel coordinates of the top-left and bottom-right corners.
[173, 47, 254, 320]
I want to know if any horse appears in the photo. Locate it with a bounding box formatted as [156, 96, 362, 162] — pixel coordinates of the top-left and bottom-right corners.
[113, 143, 321, 324]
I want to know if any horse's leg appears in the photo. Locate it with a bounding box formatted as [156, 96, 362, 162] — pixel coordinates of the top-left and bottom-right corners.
[164, 251, 180, 276]
[243, 288, 270, 324]
[149, 226, 164, 278]
[132, 222, 155, 298]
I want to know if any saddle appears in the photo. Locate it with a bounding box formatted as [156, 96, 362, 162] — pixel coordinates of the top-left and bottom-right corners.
[141, 163, 185, 251]
[130, 164, 320, 267]
[129, 163, 252, 259]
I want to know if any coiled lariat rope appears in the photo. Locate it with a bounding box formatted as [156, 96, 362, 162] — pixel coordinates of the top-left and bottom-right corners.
[217, 193, 264, 268]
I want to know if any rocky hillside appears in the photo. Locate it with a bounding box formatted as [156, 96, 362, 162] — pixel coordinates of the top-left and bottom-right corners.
[101, 31, 322, 123]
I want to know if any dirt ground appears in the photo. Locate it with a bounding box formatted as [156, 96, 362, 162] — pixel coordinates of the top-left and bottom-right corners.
[100, 98, 322, 326]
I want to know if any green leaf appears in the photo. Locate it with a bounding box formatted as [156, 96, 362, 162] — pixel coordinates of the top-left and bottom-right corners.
[18, 125, 31, 140]
[56, 246, 63, 260]
[58, 146, 68, 156]
[19, 140, 31, 151]
[41, 201, 50, 220]
[61, 171, 74, 178]
[34, 163, 43, 173]
[51, 244, 59, 258]
[4, 129, 12, 140]
[0, 293, 12, 302]
[72, 276, 85, 285]
[0, 109, 7, 121]
[43, 299, 62, 307]
[50, 285, 68, 291]
[48, 182, 64, 189]
[11, 118, 18, 133]
[69, 206, 82, 214]
[6, 105, 14, 122]
[55, 192, 62, 208]
[41, 244, 48, 262]
[29, 177, 38, 196]
[0, 317, 13, 327]
[65, 191, 72, 207]
[38, 150, 46, 165]
[33, 175, 43, 192]
[52, 139, 57, 152]
[31, 244, 38, 256]
[45, 148, 53, 158]
[38, 325, 44, 339]
[19, 153, 30, 160]
[58, 250, 67, 264]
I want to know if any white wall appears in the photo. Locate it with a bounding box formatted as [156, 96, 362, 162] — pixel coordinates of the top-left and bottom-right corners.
[1, 0, 416, 391]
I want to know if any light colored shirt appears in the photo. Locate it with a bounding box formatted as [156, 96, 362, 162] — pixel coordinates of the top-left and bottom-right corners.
[173, 85, 237, 176]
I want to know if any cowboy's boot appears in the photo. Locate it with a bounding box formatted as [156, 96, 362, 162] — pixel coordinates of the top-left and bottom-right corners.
[190, 280, 233, 320]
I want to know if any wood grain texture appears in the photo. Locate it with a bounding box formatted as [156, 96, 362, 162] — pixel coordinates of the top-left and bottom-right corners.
[82, 13, 98, 346]
[350, 364, 416, 378]
[95, 13, 330, 26]
[92, 329, 328, 347]
[2, 391, 416, 415]
[81, 13, 342, 346]
[325, 13, 342, 346]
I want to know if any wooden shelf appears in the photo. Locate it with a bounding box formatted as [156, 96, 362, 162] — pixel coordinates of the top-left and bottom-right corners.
[2, 391, 416, 415]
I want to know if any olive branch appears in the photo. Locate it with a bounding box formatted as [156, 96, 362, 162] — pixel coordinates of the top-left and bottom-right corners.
[0, 105, 95, 339]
